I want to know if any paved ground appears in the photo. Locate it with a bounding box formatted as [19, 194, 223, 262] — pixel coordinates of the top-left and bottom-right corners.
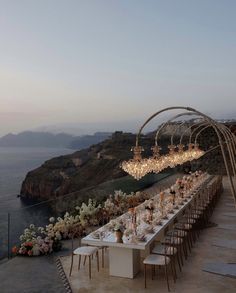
[60, 177, 236, 293]
[0, 174, 179, 293]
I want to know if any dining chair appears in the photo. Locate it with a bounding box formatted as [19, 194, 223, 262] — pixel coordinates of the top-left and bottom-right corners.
[68, 225, 100, 279]
[152, 238, 177, 282]
[143, 242, 172, 291]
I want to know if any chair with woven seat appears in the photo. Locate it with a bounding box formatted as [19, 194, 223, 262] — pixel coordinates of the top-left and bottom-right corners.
[143, 242, 173, 291]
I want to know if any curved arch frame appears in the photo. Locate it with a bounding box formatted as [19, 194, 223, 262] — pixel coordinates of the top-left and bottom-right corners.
[134, 106, 236, 205]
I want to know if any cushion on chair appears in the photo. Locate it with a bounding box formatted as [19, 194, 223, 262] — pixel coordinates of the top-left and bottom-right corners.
[73, 246, 99, 256]
[143, 254, 171, 265]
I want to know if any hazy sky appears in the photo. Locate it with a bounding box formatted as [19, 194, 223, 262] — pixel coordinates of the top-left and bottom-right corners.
[0, 0, 236, 136]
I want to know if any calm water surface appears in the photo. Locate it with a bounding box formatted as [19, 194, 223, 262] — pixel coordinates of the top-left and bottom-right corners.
[0, 147, 73, 258]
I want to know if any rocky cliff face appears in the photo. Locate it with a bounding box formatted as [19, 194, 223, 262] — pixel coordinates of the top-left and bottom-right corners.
[20, 132, 158, 200]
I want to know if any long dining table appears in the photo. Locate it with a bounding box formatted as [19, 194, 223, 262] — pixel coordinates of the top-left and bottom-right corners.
[82, 174, 213, 278]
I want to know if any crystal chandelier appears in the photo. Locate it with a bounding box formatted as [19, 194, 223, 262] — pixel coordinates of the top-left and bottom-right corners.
[121, 142, 205, 179]
[176, 144, 186, 165]
[120, 146, 150, 180]
[148, 145, 167, 174]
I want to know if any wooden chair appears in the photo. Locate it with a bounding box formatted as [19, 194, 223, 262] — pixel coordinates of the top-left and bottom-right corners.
[143, 242, 172, 291]
[152, 241, 177, 282]
[68, 224, 100, 279]
[69, 246, 99, 279]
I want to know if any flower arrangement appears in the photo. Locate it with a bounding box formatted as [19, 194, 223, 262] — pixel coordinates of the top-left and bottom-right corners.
[48, 212, 80, 240]
[79, 199, 101, 227]
[16, 224, 55, 256]
[123, 228, 134, 237]
[114, 222, 125, 232]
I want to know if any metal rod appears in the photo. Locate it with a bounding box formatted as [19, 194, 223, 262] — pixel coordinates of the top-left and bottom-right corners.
[7, 212, 10, 259]
[154, 111, 195, 146]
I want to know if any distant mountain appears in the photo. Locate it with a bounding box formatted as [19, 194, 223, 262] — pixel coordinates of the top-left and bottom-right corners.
[0, 131, 112, 149]
[31, 120, 141, 136]
[0, 131, 74, 148]
[69, 132, 112, 149]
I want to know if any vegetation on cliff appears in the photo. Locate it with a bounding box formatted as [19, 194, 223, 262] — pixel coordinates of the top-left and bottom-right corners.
[20, 132, 161, 201]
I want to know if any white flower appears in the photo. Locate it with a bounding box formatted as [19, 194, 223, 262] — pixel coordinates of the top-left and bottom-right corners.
[49, 217, 55, 223]
[55, 231, 62, 240]
[32, 244, 40, 256]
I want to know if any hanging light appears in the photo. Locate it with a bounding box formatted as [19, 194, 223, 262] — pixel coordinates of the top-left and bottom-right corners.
[192, 143, 205, 160]
[120, 146, 150, 180]
[148, 145, 166, 174]
[176, 144, 186, 165]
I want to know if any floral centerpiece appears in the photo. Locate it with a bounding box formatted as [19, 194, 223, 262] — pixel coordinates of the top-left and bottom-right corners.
[113, 222, 125, 243]
[145, 199, 155, 222]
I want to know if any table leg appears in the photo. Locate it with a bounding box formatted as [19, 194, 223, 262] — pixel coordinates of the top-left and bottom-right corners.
[109, 247, 140, 278]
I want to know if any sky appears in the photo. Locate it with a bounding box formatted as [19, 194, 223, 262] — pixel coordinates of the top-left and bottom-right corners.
[0, 0, 236, 136]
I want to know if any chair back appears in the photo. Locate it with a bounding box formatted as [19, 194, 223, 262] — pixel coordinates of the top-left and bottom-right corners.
[70, 223, 83, 252]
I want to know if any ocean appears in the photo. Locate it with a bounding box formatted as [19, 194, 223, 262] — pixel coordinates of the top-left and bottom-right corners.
[0, 147, 73, 259]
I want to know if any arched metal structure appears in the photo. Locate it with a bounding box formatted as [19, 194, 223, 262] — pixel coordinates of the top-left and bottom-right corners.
[132, 106, 236, 205]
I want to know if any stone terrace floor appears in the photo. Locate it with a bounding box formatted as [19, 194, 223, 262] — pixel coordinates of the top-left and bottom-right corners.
[60, 177, 236, 293]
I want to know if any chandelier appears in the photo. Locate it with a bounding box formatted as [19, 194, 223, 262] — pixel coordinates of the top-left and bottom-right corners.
[120, 143, 205, 180]
[120, 146, 150, 180]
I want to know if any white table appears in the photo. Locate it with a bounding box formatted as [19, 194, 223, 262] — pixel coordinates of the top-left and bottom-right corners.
[82, 175, 212, 278]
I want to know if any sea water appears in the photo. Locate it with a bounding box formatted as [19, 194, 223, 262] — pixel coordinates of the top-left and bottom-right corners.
[0, 147, 72, 259]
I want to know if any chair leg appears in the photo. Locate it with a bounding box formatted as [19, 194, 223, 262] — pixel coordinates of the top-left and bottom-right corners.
[170, 258, 176, 283]
[78, 255, 81, 270]
[151, 265, 154, 280]
[83, 256, 87, 266]
[181, 243, 186, 263]
[89, 256, 91, 279]
[69, 254, 74, 276]
[183, 240, 188, 260]
[186, 233, 192, 253]
[102, 247, 104, 268]
[96, 251, 99, 272]
[144, 264, 147, 288]
[177, 251, 182, 272]
[165, 264, 170, 292]
[179, 246, 184, 266]
[173, 255, 177, 280]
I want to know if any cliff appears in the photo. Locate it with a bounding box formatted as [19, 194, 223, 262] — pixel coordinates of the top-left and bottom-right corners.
[20, 132, 160, 200]
[20, 123, 235, 202]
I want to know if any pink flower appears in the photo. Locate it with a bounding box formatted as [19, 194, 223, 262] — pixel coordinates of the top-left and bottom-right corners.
[28, 250, 33, 256]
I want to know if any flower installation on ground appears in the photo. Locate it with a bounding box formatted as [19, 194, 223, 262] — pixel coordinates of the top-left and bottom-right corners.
[12, 190, 149, 256]
[12, 172, 202, 256]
